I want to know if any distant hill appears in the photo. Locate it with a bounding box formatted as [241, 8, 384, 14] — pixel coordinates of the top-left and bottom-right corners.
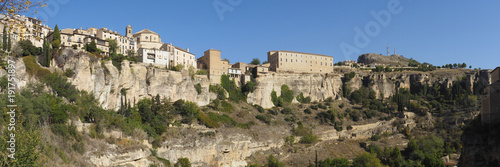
[357, 53, 418, 66]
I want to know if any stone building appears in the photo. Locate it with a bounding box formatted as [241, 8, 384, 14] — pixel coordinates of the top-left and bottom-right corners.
[0, 14, 52, 47]
[482, 67, 500, 124]
[267, 50, 334, 73]
[160, 43, 196, 69]
[133, 29, 162, 50]
[196, 49, 233, 84]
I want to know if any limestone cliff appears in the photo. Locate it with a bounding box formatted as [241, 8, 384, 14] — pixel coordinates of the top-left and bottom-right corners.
[58, 50, 213, 110]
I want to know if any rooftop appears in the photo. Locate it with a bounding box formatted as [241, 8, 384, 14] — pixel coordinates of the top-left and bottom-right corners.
[271, 50, 332, 58]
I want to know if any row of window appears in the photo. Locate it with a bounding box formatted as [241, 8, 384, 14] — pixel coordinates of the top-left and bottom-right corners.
[279, 58, 333, 66]
[279, 52, 333, 61]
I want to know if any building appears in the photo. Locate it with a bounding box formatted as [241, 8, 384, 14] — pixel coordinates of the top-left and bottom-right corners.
[48, 28, 111, 55]
[482, 67, 500, 124]
[92, 26, 137, 55]
[137, 48, 169, 68]
[267, 50, 334, 73]
[0, 14, 52, 47]
[161, 43, 196, 69]
[197, 49, 232, 84]
[133, 29, 162, 50]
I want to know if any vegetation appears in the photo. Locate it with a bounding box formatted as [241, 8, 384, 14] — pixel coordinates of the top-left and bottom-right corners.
[270, 84, 295, 107]
[249, 58, 261, 65]
[221, 75, 245, 102]
[194, 83, 202, 94]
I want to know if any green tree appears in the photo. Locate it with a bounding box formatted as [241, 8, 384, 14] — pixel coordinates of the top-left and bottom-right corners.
[265, 155, 284, 167]
[280, 84, 294, 104]
[42, 38, 50, 67]
[7, 32, 10, 52]
[52, 24, 61, 49]
[2, 26, 6, 51]
[250, 58, 261, 65]
[174, 157, 191, 167]
[318, 158, 350, 167]
[107, 39, 118, 55]
[352, 152, 383, 167]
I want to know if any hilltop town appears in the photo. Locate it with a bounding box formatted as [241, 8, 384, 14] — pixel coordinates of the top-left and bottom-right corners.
[1, 13, 500, 167]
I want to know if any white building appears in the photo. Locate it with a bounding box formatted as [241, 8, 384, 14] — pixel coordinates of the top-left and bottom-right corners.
[0, 14, 52, 47]
[137, 48, 170, 68]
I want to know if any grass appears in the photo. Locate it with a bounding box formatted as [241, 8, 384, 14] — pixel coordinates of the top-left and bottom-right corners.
[23, 56, 51, 78]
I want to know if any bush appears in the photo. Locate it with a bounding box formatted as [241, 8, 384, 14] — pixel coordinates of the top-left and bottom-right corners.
[304, 108, 312, 114]
[64, 69, 75, 78]
[281, 107, 292, 115]
[221, 75, 246, 102]
[280, 84, 294, 103]
[209, 84, 226, 100]
[23, 56, 51, 78]
[175, 157, 191, 167]
[254, 104, 265, 113]
[220, 101, 234, 113]
[194, 83, 202, 94]
[255, 114, 272, 125]
[198, 112, 220, 128]
[243, 80, 256, 94]
[299, 132, 319, 144]
[195, 69, 208, 75]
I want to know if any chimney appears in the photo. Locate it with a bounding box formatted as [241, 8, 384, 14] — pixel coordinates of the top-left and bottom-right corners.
[186, 48, 189, 52]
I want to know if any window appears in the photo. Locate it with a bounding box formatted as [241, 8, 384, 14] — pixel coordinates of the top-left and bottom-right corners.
[280, 58, 282, 61]
[145, 36, 148, 40]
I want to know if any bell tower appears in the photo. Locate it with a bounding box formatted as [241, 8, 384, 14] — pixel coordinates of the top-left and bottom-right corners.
[126, 25, 132, 38]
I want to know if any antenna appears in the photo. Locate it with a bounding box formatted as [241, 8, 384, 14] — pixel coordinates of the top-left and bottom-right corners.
[394, 47, 396, 55]
[387, 43, 390, 56]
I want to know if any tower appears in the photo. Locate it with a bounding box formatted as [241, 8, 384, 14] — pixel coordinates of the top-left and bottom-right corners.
[126, 25, 132, 38]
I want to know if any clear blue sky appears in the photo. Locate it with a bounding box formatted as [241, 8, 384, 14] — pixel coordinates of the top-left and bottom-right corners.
[30, 0, 500, 69]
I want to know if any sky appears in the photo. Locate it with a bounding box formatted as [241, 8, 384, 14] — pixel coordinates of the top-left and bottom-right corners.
[28, 0, 500, 69]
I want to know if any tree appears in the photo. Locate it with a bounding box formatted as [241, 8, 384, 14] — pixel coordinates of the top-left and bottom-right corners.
[107, 39, 118, 55]
[262, 61, 268, 64]
[52, 24, 61, 49]
[0, 0, 46, 15]
[42, 38, 51, 67]
[265, 155, 284, 167]
[7, 32, 11, 51]
[352, 153, 383, 167]
[174, 157, 191, 167]
[250, 58, 261, 65]
[2, 26, 6, 51]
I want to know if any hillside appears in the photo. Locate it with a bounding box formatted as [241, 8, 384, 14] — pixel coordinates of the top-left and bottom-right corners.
[357, 53, 417, 66]
[0, 50, 490, 166]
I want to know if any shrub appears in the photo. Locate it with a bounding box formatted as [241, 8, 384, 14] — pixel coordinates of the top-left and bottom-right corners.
[209, 84, 226, 100]
[175, 157, 191, 167]
[23, 56, 51, 78]
[281, 107, 292, 115]
[243, 80, 256, 94]
[304, 108, 312, 114]
[370, 133, 380, 141]
[280, 84, 294, 103]
[299, 132, 319, 144]
[195, 69, 208, 75]
[255, 114, 272, 125]
[198, 112, 220, 128]
[221, 75, 246, 102]
[220, 100, 234, 113]
[194, 83, 202, 94]
[64, 69, 75, 78]
[254, 104, 265, 113]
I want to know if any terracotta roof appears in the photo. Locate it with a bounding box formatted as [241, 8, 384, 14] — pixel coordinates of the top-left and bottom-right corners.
[272, 50, 332, 58]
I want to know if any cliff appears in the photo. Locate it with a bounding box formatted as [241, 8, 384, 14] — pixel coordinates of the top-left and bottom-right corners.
[459, 122, 500, 167]
[58, 49, 214, 110]
[248, 68, 489, 108]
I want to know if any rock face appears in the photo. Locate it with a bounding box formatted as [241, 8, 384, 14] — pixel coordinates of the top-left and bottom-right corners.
[357, 53, 412, 66]
[156, 127, 287, 167]
[247, 73, 343, 108]
[249, 69, 489, 108]
[60, 52, 213, 110]
[459, 124, 500, 167]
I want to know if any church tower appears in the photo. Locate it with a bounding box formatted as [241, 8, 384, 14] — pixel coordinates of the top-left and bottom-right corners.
[126, 25, 132, 38]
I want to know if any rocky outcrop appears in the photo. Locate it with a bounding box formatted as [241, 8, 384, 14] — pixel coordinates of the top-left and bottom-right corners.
[459, 123, 500, 167]
[249, 69, 488, 108]
[357, 53, 412, 66]
[59, 52, 214, 110]
[247, 73, 343, 108]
